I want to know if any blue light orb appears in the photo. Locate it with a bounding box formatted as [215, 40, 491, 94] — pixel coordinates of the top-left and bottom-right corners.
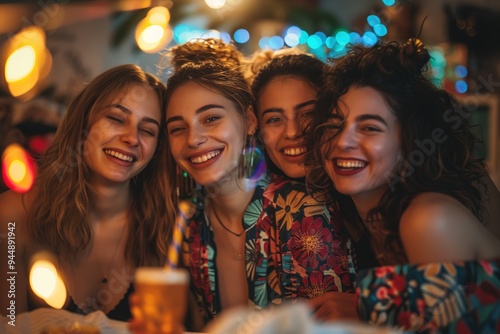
[373, 24, 387, 37]
[367, 15, 381, 27]
[455, 65, 468, 78]
[455, 80, 468, 93]
[362, 31, 377, 46]
[307, 35, 322, 49]
[314, 31, 327, 43]
[325, 36, 336, 48]
[220, 31, 231, 43]
[258, 36, 270, 49]
[336, 31, 350, 45]
[382, 0, 396, 6]
[349, 32, 361, 44]
[299, 30, 309, 44]
[287, 25, 302, 36]
[284, 33, 299, 47]
[269, 36, 284, 50]
[234, 29, 249, 43]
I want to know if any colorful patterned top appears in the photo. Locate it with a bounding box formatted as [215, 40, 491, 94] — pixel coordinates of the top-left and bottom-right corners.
[181, 173, 357, 322]
[356, 259, 500, 333]
[181, 175, 271, 322]
[264, 173, 357, 302]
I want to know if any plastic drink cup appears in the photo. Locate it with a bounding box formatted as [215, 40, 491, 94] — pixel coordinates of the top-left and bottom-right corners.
[134, 267, 189, 334]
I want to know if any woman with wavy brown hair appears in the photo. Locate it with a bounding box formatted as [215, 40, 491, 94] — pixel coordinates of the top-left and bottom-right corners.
[0, 64, 176, 321]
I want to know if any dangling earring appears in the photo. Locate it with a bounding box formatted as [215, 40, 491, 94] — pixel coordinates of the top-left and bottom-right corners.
[176, 164, 195, 199]
[241, 128, 265, 180]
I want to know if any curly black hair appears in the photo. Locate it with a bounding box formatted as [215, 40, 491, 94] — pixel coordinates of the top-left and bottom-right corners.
[305, 39, 487, 258]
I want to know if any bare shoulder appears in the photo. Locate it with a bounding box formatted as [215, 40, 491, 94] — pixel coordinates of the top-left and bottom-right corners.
[400, 192, 473, 233]
[399, 192, 494, 263]
[0, 189, 37, 236]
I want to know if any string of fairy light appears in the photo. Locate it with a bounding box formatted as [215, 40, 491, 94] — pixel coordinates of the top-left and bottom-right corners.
[170, 0, 393, 60]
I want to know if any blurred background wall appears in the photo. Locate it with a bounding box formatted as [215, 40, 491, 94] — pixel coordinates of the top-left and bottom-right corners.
[1, 0, 499, 190]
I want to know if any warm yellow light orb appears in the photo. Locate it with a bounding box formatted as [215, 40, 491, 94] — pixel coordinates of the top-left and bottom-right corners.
[204, 0, 226, 9]
[147, 6, 170, 25]
[5, 45, 37, 82]
[30, 260, 57, 299]
[7, 159, 27, 183]
[141, 25, 165, 44]
[29, 253, 67, 309]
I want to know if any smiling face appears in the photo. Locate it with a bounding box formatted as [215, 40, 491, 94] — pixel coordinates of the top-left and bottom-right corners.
[321, 86, 401, 205]
[257, 77, 317, 178]
[82, 83, 161, 186]
[166, 81, 256, 187]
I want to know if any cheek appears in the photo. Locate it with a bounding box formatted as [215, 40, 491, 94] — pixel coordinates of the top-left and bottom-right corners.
[260, 128, 279, 148]
[168, 137, 182, 159]
[143, 137, 158, 158]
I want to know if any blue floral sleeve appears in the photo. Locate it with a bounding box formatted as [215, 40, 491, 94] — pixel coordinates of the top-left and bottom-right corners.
[356, 259, 500, 333]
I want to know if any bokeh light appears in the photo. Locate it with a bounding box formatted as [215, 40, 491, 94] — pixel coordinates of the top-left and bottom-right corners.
[367, 15, 381, 27]
[135, 6, 172, 53]
[269, 36, 284, 50]
[307, 35, 322, 49]
[204, 0, 226, 9]
[234, 29, 249, 43]
[373, 23, 388, 37]
[2, 144, 36, 193]
[335, 31, 350, 45]
[29, 252, 67, 309]
[2, 26, 51, 100]
[455, 65, 468, 78]
[455, 80, 468, 93]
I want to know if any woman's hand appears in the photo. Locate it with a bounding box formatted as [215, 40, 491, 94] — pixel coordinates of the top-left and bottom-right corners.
[305, 292, 359, 322]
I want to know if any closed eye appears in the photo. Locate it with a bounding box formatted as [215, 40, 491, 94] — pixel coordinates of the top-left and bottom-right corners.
[140, 128, 157, 136]
[168, 126, 185, 135]
[107, 116, 124, 123]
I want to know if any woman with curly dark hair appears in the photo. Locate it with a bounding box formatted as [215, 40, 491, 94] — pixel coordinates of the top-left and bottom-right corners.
[308, 38, 499, 265]
[305, 39, 500, 331]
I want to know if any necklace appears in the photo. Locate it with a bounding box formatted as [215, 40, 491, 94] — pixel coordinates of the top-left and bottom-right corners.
[100, 222, 127, 284]
[210, 205, 245, 260]
[212, 204, 245, 237]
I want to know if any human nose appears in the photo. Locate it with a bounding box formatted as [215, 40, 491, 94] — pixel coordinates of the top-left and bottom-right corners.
[121, 124, 139, 147]
[284, 119, 301, 139]
[187, 126, 207, 148]
[335, 126, 357, 150]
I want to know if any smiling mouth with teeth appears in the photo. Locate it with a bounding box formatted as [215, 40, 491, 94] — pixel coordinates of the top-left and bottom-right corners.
[190, 150, 221, 164]
[336, 159, 367, 169]
[104, 149, 134, 162]
[283, 147, 306, 156]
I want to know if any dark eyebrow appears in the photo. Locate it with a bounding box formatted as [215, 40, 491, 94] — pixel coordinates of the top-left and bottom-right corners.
[356, 114, 388, 126]
[295, 99, 316, 110]
[261, 107, 284, 117]
[261, 100, 316, 117]
[110, 103, 160, 127]
[166, 104, 226, 125]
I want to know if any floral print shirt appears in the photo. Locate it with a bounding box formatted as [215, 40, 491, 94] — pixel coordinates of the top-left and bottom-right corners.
[264, 173, 357, 302]
[356, 259, 500, 333]
[181, 173, 357, 323]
